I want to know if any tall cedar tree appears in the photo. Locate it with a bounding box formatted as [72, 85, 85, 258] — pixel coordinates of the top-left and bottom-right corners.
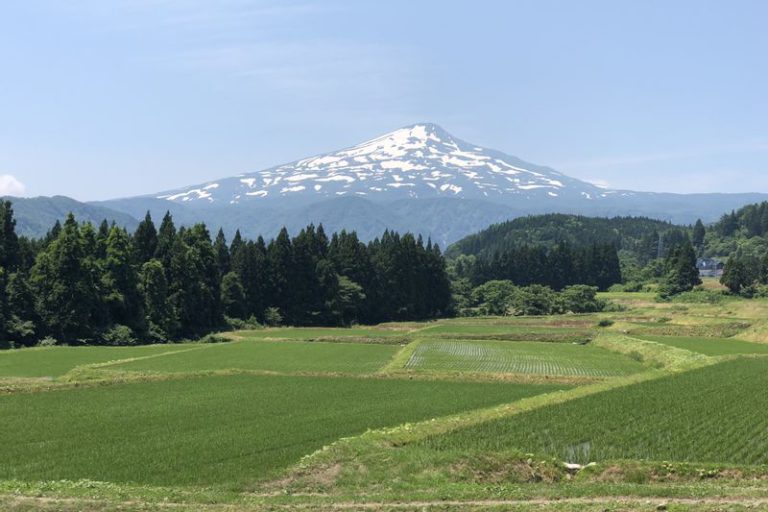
[134, 212, 158, 263]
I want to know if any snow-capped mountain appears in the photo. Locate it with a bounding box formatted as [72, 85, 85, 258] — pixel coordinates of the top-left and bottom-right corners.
[153, 123, 614, 205]
[93, 123, 768, 246]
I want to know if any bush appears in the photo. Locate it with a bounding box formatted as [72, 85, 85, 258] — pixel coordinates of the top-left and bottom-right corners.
[200, 333, 229, 344]
[264, 307, 283, 327]
[101, 325, 138, 346]
[560, 285, 605, 313]
[510, 285, 560, 316]
[608, 281, 644, 293]
[597, 319, 615, 328]
[38, 336, 59, 347]
[146, 322, 170, 344]
[670, 289, 725, 304]
[226, 315, 263, 330]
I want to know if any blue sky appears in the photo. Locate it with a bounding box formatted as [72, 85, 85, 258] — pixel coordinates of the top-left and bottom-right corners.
[1, 0, 767, 200]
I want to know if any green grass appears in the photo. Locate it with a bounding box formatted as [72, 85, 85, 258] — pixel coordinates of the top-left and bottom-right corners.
[111, 339, 401, 375]
[635, 335, 768, 356]
[403, 339, 644, 377]
[237, 327, 406, 339]
[0, 344, 194, 378]
[421, 357, 768, 465]
[0, 374, 565, 486]
[420, 324, 586, 336]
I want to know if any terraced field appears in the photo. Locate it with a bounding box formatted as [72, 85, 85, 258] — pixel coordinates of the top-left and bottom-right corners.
[0, 373, 564, 485]
[111, 339, 401, 375]
[421, 357, 768, 465]
[403, 339, 645, 377]
[0, 344, 194, 378]
[237, 327, 407, 339]
[635, 335, 768, 356]
[419, 324, 590, 337]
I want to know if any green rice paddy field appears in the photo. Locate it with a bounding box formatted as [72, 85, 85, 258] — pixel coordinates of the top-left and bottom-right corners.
[111, 339, 400, 374]
[5, 304, 768, 510]
[635, 334, 768, 356]
[0, 373, 563, 485]
[421, 357, 768, 465]
[0, 343, 194, 378]
[403, 339, 644, 377]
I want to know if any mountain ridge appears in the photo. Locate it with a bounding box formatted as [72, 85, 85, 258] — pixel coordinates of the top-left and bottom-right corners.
[6, 123, 768, 243]
[142, 123, 618, 207]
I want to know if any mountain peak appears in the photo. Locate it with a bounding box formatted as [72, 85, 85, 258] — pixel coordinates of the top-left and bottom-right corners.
[153, 123, 605, 204]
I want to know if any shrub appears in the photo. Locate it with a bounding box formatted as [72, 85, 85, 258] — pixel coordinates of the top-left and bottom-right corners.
[597, 319, 615, 328]
[264, 307, 283, 327]
[670, 289, 725, 304]
[101, 325, 138, 346]
[38, 336, 59, 347]
[200, 334, 229, 344]
[226, 315, 263, 330]
[560, 285, 605, 313]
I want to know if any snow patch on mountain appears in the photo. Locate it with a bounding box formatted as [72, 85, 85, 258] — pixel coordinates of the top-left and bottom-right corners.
[153, 123, 607, 205]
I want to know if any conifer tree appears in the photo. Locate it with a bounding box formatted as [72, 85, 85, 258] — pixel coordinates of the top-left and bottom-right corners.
[134, 212, 158, 263]
[692, 219, 706, 248]
[31, 214, 100, 341]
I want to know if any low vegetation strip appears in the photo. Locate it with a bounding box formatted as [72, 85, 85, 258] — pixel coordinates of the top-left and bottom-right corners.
[403, 339, 644, 377]
[0, 344, 195, 378]
[0, 374, 564, 486]
[634, 335, 768, 356]
[419, 357, 768, 465]
[236, 327, 407, 339]
[110, 339, 400, 375]
[592, 333, 710, 370]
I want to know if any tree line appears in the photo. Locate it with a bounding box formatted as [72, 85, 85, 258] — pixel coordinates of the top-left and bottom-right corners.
[452, 243, 623, 291]
[446, 213, 688, 265]
[0, 202, 451, 346]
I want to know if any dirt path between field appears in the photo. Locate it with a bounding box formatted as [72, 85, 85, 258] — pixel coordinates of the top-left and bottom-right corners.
[9, 495, 768, 511]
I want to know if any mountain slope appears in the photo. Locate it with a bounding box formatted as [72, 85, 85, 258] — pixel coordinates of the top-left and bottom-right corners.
[446, 214, 687, 262]
[5, 196, 139, 238]
[93, 123, 768, 245]
[148, 123, 609, 206]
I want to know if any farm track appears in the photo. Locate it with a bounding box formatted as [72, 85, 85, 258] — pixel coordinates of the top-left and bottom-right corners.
[9, 494, 768, 511]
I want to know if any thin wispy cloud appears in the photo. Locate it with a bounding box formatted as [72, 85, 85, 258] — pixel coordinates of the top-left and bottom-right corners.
[168, 40, 420, 101]
[59, 0, 420, 103]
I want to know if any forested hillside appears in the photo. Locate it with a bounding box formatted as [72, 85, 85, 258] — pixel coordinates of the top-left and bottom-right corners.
[0, 201, 451, 347]
[446, 214, 689, 264]
[705, 202, 768, 258]
[2, 196, 139, 237]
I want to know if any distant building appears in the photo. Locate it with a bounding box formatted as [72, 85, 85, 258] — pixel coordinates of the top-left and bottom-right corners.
[697, 258, 724, 278]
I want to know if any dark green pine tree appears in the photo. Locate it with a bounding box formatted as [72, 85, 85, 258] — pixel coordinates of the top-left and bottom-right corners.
[155, 211, 176, 270]
[266, 227, 294, 323]
[213, 228, 230, 277]
[95, 219, 110, 259]
[30, 214, 100, 341]
[101, 226, 145, 334]
[692, 219, 706, 248]
[134, 212, 158, 263]
[721, 255, 750, 295]
[291, 225, 326, 325]
[0, 200, 20, 270]
[0, 268, 7, 345]
[328, 230, 376, 322]
[6, 270, 37, 346]
[662, 240, 702, 296]
[139, 259, 176, 340]
[168, 224, 221, 336]
[220, 271, 247, 319]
